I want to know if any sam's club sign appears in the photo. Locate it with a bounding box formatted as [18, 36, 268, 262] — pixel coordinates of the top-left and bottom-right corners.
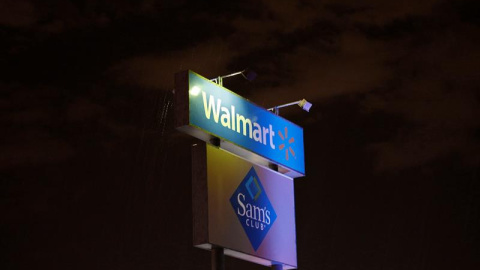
[175, 70, 305, 176]
[192, 143, 297, 268]
[230, 167, 277, 251]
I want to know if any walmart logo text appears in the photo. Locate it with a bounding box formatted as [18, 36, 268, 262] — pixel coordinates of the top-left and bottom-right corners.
[202, 91, 276, 150]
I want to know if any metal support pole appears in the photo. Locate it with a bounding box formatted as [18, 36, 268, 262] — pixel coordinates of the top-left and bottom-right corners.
[274, 106, 279, 115]
[271, 264, 283, 270]
[276, 100, 302, 109]
[210, 136, 221, 147]
[268, 100, 304, 115]
[268, 163, 279, 171]
[211, 246, 225, 270]
[220, 71, 243, 79]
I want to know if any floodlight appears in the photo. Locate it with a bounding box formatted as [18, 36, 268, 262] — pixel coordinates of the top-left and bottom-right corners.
[211, 69, 256, 86]
[241, 69, 257, 82]
[268, 99, 313, 115]
[298, 99, 312, 112]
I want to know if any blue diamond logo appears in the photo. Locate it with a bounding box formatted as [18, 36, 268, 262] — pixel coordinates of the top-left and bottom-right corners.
[230, 167, 277, 251]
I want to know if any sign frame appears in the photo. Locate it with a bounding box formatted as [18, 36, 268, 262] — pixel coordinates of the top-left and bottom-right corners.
[192, 141, 297, 269]
[175, 70, 305, 178]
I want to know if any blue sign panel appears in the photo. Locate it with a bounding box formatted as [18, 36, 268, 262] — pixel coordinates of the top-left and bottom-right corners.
[230, 167, 277, 251]
[187, 71, 305, 175]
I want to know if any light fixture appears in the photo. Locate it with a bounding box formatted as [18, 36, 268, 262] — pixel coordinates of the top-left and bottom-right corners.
[298, 99, 312, 112]
[189, 85, 201, 96]
[268, 99, 313, 115]
[211, 69, 257, 86]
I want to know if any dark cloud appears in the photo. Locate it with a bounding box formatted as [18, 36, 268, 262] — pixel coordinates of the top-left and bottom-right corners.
[0, 137, 74, 169]
[0, 0, 37, 27]
[1, 1, 479, 269]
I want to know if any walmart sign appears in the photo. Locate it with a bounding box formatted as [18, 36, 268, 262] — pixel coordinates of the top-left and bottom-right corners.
[175, 70, 305, 176]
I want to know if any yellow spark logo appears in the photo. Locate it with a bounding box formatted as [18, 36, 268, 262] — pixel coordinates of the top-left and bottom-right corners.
[278, 127, 295, 160]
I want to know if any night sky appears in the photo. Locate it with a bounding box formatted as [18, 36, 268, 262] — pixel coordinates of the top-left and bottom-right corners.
[1, 1, 479, 269]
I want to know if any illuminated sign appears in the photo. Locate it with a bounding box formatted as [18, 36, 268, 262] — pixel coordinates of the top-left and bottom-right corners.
[192, 142, 297, 269]
[175, 70, 305, 177]
[230, 167, 277, 251]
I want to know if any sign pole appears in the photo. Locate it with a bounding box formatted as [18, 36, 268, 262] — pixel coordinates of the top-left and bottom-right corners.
[269, 166, 283, 270]
[212, 246, 225, 270]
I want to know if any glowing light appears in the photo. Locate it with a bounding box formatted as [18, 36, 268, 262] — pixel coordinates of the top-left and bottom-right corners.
[189, 86, 201, 96]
